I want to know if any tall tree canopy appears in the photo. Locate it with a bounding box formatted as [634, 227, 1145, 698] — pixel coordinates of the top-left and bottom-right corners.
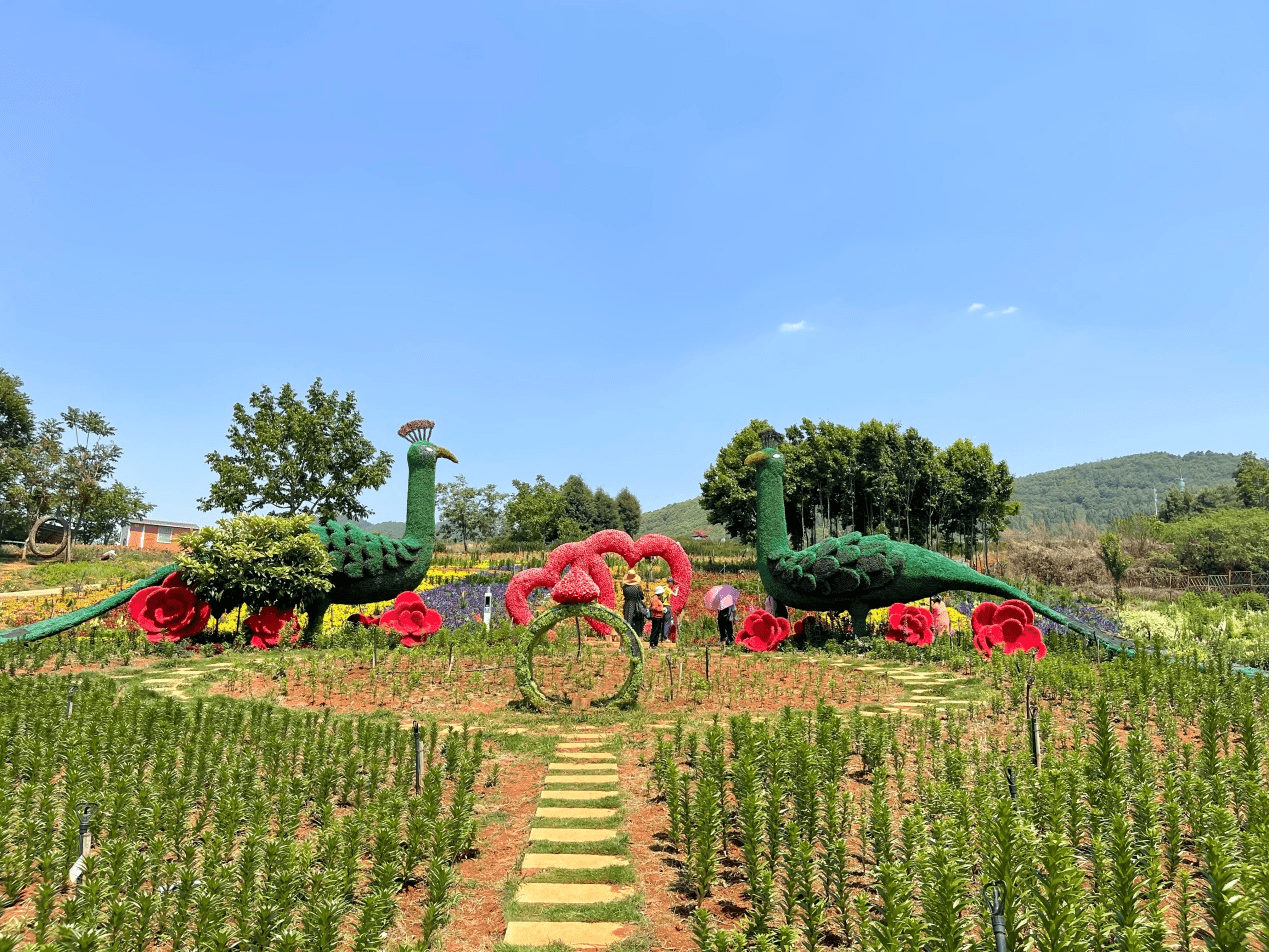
[700, 417, 1016, 559]
[200, 378, 393, 522]
[500, 476, 640, 547]
[1, 395, 151, 545]
[435, 475, 508, 552]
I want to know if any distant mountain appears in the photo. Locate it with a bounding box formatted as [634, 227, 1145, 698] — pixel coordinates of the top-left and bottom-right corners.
[640, 498, 725, 540]
[1011, 451, 1244, 529]
[362, 520, 407, 539]
[644, 450, 1248, 538]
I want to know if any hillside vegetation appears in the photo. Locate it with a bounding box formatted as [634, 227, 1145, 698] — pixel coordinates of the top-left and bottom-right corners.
[1012, 451, 1242, 528]
[639, 497, 722, 539]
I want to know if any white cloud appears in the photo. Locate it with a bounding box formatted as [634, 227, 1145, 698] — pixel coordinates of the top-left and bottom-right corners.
[1001, 306, 1017, 314]
[779, 320, 808, 333]
[967, 303, 984, 312]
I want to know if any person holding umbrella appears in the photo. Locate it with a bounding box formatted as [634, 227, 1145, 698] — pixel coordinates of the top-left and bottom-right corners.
[704, 584, 740, 647]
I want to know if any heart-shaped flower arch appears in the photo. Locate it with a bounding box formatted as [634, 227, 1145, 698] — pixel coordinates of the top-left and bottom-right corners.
[504, 531, 692, 635]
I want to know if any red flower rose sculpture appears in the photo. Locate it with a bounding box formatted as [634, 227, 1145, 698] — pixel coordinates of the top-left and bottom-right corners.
[886, 603, 935, 646]
[128, 572, 211, 643]
[970, 599, 1046, 659]
[739, 610, 791, 652]
[379, 591, 442, 647]
[552, 567, 602, 604]
[244, 606, 296, 650]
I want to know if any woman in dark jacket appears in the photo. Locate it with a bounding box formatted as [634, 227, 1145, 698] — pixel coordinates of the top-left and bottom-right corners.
[621, 569, 646, 643]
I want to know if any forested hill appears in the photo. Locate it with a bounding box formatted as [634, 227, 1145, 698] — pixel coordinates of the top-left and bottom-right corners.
[1011, 451, 1242, 528]
[642, 450, 1245, 539]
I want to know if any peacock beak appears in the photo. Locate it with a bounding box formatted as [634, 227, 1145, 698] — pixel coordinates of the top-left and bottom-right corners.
[435, 446, 458, 464]
[744, 451, 768, 467]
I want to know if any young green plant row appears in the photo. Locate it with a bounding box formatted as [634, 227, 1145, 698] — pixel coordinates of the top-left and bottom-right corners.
[653, 650, 1269, 952]
[0, 674, 485, 952]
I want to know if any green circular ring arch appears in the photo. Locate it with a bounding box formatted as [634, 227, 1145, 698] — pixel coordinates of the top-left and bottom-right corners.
[514, 602, 645, 712]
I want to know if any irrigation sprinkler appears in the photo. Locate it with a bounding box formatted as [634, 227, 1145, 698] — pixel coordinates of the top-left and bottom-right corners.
[68, 801, 98, 885]
[66, 681, 76, 719]
[1005, 766, 1017, 801]
[983, 880, 1008, 952]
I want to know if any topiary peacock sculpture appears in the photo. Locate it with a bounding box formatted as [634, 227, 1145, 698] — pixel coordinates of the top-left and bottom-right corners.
[0, 420, 456, 643]
[745, 430, 1098, 644]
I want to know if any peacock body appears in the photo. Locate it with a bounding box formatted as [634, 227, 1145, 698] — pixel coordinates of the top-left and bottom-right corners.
[0, 420, 455, 643]
[745, 432, 1095, 642]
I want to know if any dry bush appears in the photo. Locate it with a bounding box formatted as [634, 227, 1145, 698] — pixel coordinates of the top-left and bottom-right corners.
[999, 522, 1179, 599]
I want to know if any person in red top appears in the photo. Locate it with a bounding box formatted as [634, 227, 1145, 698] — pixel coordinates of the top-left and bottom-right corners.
[929, 594, 951, 634]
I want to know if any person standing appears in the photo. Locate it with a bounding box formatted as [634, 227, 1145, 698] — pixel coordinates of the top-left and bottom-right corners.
[717, 603, 735, 647]
[930, 594, 951, 634]
[621, 569, 646, 642]
[664, 576, 680, 642]
[648, 586, 667, 648]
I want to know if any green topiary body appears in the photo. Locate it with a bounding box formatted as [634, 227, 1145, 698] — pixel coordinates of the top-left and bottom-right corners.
[745, 438, 1123, 650]
[0, 428, 455, 643]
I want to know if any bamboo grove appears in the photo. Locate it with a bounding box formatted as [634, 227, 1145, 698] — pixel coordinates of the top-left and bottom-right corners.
[0, 675, 483, 951]
[652, 647, 1269, 952]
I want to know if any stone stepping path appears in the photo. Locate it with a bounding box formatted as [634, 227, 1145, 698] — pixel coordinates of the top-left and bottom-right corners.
[505, 729, 638, 949]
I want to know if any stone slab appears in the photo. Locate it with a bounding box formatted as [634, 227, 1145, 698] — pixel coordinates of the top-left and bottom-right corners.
[515, 883, 635, 904]
[556, 752, 616, 760]
[545, 774, 619, 784]
[548, 762, 617, 771]
[528, 827, 617, 843]
[558, 742, 606, 750]
[541, 790, 615, 801]
[521, 853, 630, 870]
[535, 806, 617, 819]
[502, 921, 635, 948]
[560, 733, 606, 739]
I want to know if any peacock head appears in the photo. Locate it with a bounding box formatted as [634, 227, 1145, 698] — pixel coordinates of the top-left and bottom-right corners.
[743, 428, 786, 474]
[399, 420, 458, 469]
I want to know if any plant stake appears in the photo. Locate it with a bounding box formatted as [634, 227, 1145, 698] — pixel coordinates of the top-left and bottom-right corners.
[68, 801, 98, 885]
[413, 721, 422, 794]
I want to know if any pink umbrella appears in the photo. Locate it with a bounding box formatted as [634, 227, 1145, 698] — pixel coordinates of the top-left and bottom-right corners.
[704, 584, 740, 611]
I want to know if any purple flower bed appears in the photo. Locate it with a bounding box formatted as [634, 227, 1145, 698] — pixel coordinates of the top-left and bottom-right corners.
[424, 579, 510, 631]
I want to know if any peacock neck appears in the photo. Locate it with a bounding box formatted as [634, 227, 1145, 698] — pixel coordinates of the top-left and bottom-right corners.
[403, 457, 438, 555]
[754, 460, 794, 563]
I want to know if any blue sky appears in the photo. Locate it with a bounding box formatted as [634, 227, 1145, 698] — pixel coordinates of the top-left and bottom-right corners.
[3, 1, 1266, 525]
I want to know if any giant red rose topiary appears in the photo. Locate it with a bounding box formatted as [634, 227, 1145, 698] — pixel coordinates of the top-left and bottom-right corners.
[379, 591, 442, 647]
[970, 599, 1046, 659]
[886, 603, 935, 646]
[245, 606, 296, 650]
[738, 609, 791, 652]
[552, 567, 601, 604]
[128, 572, 211, 643]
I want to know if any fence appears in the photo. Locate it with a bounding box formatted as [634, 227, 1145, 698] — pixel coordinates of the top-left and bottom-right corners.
[1152, 571, 1269, 594]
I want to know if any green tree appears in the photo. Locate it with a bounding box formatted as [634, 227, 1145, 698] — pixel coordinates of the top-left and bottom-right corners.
[700, 420, 772, 543]
[1098, 531, 1133, 604]
[435, 475, 507, 552]
[1234, 453, 1269, 509]
[592, 488, 620, 530]
[502, 476, 563, 547]
[1159, 485, 1242, 523]
[4, 408, 152, 546]
[200, 378, 393, 522]
[0, 369, 36, 540]
[1160, 509, 1269, 574]
[177, 513, 333, 613]
[614, 487, 642, 537]
[559, 475, 597, 533]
